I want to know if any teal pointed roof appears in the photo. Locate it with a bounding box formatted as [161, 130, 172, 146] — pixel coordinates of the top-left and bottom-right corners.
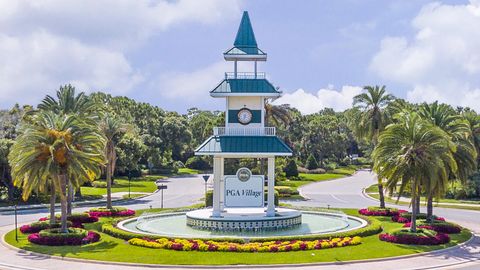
[224, 11, 266, 57]
[210, 78, 280, 96]
[195, 136, 292, 156]
[234, 11, 257, 49]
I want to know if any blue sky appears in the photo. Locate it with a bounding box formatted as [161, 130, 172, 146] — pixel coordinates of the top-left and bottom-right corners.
[0, 0, 478, 114]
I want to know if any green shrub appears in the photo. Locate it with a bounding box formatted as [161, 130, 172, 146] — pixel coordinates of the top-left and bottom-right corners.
[92, 181, 107, 188]
[306, 154, 318, 170]
[324, 162, 338, 171]
[297, 167, 309, 174]
[308, 168, 326, 174]
[89, 207, 127, 213]
[367, 206, 398, 212]
[102, 224, 147, 240]
[400, 212, 435, 220]
[185, 156, 211, 170]
[39, 227, 88, 238]
[275, 186, 299, 197]
[284, 159, 299, 178]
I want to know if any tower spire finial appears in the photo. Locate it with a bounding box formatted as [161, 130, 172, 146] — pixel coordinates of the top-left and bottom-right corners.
[234, 11, 257, 49]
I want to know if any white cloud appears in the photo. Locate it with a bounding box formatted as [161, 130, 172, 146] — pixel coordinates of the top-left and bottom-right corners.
[157, 61, 229, 101]
[370, 0, 480, 110]
[273, 86, 362, 115]
[0, 31, 144, 105]
[0, 0, 240, 107]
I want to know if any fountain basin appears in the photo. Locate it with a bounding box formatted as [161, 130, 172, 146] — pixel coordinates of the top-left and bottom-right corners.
[186, 207, 302, 231]
[118, 209, 367, 240]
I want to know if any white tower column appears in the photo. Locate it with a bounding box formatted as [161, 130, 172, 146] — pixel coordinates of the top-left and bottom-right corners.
[220, 157, 225, 211]
[266, 157, 276, 217]
[212, 156, 223, 217]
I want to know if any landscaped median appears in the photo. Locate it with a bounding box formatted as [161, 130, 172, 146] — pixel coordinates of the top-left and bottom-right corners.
[3, 207, 472, 265]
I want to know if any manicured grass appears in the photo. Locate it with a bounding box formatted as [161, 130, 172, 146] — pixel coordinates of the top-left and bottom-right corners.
[81, 168, 202, 198]
[277, 173, 345, 200]
[4, 208, 471, 265]
[365, 184, 480, 211]
[81, 178, 159, 196]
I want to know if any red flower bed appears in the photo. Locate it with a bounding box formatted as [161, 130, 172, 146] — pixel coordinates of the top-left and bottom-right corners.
[379, 232, 449, 245]
[39, 214, 99, 224]
[88, 209, 135, 217]
[391, 215, 410, 223]
[27, 228, 100, 246]
[403, 222, 461, 234]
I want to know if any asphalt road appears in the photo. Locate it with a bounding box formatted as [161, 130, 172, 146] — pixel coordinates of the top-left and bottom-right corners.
[0, 171, 478, 270]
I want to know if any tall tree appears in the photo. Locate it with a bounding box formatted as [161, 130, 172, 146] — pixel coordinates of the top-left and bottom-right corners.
[353, 85, 395, 208]
[9, 112, 105, 232]
[419, 102, 477, 222]
[373, 111, 456, 232]
[38, 84, 100, 214]
[264, 101, 292, 127]
[100, 115, 127, 209]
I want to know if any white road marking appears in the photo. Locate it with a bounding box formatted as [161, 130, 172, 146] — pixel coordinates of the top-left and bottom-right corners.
[330, 194, 349, 203]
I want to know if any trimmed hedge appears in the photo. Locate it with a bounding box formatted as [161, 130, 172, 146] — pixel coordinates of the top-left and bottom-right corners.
[101, 213, 380, 243]
[28, 228, 100, 246]
[89, 207, 135, 217]
[379, 228, 450, 245]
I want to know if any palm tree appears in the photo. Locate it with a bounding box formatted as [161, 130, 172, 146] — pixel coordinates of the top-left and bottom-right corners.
[9, 112, 105, 232]
[38, 84, 100, 214]
[419, 102, 477, 222]
[373, 111, 456, 232]
[264, 101, 292, 127]
[462, 110, 480, 161]
[353, 85, 395, 208]
[99, 115, 127, 209]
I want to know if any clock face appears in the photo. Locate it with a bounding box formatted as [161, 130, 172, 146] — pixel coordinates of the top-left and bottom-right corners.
[237, 108, 253, 125]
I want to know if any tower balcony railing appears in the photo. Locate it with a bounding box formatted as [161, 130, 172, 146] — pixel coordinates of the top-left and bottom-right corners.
[213, 127, 276, 136]
[225, 72, 266, 79]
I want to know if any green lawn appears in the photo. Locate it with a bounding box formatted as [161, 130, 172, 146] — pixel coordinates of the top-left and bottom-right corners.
[365, 184, 480, 211]
[277, 173, 345, 200]
[4, 208, 471, 265]
[81, 168, 203, 198]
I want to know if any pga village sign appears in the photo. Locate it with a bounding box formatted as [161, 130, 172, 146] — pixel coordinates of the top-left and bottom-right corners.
[225, 168, 264, 207]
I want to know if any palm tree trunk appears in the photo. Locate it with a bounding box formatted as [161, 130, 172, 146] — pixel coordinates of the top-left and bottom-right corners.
[59, 175, 68, 233]
[106, 157, 112, 210]
[75, 187, 82, 199]
[378, 183, 386, 208]
[415, 195, 421, 214]
[426, 194, 433, 224]
[410, 182, 417, 233]
[67, 180, 73, 216]
[49, 185, 56, 226]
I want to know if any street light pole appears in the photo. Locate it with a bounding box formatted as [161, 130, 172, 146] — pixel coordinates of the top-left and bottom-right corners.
[128, 170, 131, 199]
[14, 204, 18, 242]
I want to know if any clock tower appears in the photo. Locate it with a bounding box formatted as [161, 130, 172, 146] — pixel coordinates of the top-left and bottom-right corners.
[195, 11, 292, 218]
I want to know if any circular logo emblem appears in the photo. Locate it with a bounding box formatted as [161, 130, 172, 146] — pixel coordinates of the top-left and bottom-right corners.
[236, 168, 252, 182]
